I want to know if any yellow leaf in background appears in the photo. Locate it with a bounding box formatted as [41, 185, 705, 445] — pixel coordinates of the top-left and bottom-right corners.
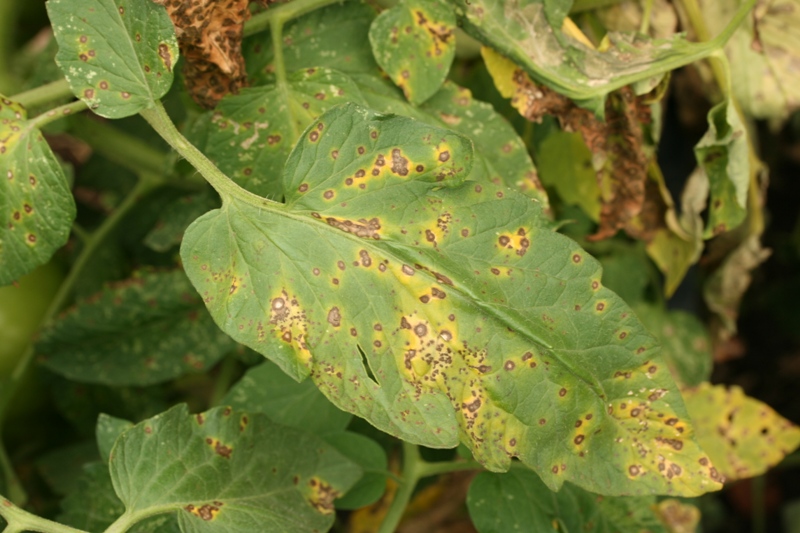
[683, 382, 800, 481]
[656, 499, 701, 533]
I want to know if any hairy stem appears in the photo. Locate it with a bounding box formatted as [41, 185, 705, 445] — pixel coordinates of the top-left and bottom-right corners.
[29, 100, 87, 129]
[12, 79, 73, 110]
[0, 497, 89, 533]
[244, 0, 344, 37]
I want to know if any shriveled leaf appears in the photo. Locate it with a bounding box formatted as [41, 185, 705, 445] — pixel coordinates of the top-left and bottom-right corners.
[47, 0, 179, 118]
[467, 469, 668, 533]
[483, 47, 649, 240]
[145, 189, 220, 252]
[188, 68, 365, 199]
[369, 0, 456, 105]
[110, 404, 361, 531]
[323, 431, 388, 510]
[646, 167, 707, 297]
[446, 0, 748, 111]
[655, 499, 701, 533]
[634, 305, 712, 388]
[0, 97, 76, 285]
[535, 120, 600, 221]
[96, 414, 134, 463]
[683, 383, 800, 481]
[182, 103, 720, 496]
[222, 361, 352, 435]
[695, 99, 749, 238]
[704, 235, 771, 337]
[155, 0, 249, 108]
[354, 74, 548, 206]
[37, 270, 237, 386]
[704, 0, 800, 122]
[244, 1, 379, 85]
[59, 462, 179, 533]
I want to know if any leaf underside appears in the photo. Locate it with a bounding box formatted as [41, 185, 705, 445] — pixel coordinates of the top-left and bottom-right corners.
[182, 102, 720, 497]
[0, 97, 76, 285]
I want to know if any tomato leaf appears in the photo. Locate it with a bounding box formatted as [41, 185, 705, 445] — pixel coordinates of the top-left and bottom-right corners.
[182, 103, 719, 497]
[683, 383, 800, 481]
[369, 0, 456, 105]
[188, 68, 366, 199]
[47, 0, 179, 118]
[36, 270, 236, 386]
[467, 469, 669, 532]
[0, 97, 76, 285]
[109, 404, 361, 531]
[222, 361, 352, 435]
[322, 431, 388, 510]
[96, 414, 134, 463]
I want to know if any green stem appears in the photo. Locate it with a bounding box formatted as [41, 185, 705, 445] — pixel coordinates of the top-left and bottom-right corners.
[378, 441, 422, 533]
[68, 114, 169, 176]
[751, 474, 766, 533]
[139, 102, 275, 207]
[0, 496, 89, 533]
[243, 0, 344, 37]
[103, 506, 177, 533]
[639, 0, 654, 34]
[29, 100, 88, 129]
[209, 356, 240, 408]
[11, 79, 73, 110]
[0, 0, 21, 95]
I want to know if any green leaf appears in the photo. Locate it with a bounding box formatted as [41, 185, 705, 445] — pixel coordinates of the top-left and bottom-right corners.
[96, 414, 134, 463]
[369, 0, 456, 105]
[59, 462, 179, 533]
[322, 431, 388, 510]
[110, 404, 361, 531]
[683, 383, 800, 481]
[467, 469, 668, 533]
[47, 0, 178, 118]
[354, 74, 549, 206]
[36, 441, 99, 496]
[188, 68, 366, 199]
[244, 2, 379, 85]
[222, 361, 352, 435]
[446, 0, 745, 111]
[634, 305, 712, 388]
[695, 98, 749, 238]
[182, 103, 719, 497]
[144, 189, 220, 252]
[0, 97, 76, 285]
[37, 270, 237, 386]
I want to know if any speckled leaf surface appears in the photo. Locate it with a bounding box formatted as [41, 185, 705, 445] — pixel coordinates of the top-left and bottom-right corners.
[222, 361, 352, 435]
[110, 404, 361, 532]
[47, 0, 178, 118]
[635, 305, 712, 388]
[0, 97, 76, 285]
[369, 0, 456, 105]
[36, 270, 236, 386]
[244, 2, 379, 85]
[695, 99, 749, 238]
[467, 469, 668, 533]
[182, 103, 720, 497]
[445, 0, 736, 111]
[683, 383, 800, 481]
[188, 68, 365, 199]
[354, 74, 549, 207]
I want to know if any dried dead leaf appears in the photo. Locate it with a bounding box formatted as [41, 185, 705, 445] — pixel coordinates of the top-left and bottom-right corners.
[155, 0, 252, 108]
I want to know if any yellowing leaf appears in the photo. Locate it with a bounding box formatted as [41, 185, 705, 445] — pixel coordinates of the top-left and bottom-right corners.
[655, 499, 701, 533]
[684, 383, 800, 481]
[369, 0, 456, 105]
[182, 103, 722, 497]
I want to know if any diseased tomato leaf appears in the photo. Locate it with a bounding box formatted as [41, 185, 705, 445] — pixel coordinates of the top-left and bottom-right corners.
[109, 404, 361, 532]
[182, 103, 720, 497]
[47, 0, 179, 118]
[683, 383, 800, 481]
[369, 0, 456, 105]
[0, 97, 76, 285]
[154, 0, 250, 109]
[467, 469, 670, 533]
[187, 68, 366, 199]
[36, 270, 237, 386]
[244, 1, 380, 85]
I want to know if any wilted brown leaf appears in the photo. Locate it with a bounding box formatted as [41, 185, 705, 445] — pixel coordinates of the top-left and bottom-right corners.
[155, 0, 252, 108]
[482, 47, 650, 241]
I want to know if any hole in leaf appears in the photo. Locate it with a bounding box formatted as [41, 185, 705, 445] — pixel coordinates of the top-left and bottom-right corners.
[358, 344, 379, 385]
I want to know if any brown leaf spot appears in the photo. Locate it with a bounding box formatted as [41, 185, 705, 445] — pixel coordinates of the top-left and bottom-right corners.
[391, 148, 409, 176]
[327, 307, 341, 327]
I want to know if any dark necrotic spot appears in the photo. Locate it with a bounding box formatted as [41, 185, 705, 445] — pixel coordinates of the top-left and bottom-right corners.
[559, 388, 567, 397]
[309, 130, 319, 142]
[414, 324, 428, 337]
[323, 189, 334, 199]
[628, 465, 640, 476]
[574, 435, 585, 445]
[298, 184, 309, 192]
[391, 148, 409, 176]
[504, 360, 515, 371]
[419, 295, 430, 303]
[327, 307, 341, 327]
[439, 151, 450, 162]
[416, 164, 424, 172]
[498, 235, 510, 246]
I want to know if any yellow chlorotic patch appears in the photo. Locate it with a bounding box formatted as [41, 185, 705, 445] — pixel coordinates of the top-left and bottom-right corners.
[184, 501, 224, 521]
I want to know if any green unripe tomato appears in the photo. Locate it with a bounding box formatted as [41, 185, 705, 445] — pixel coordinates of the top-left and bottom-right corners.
[0, 262, 64, 379]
